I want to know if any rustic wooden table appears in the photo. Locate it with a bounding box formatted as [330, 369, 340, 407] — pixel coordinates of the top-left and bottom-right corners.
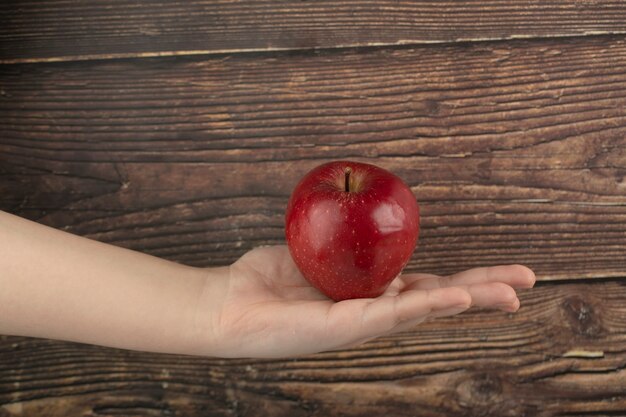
[1, 2, 626, 416]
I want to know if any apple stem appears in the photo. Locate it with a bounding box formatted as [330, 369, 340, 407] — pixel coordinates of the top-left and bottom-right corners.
[344, 167, 352, 192]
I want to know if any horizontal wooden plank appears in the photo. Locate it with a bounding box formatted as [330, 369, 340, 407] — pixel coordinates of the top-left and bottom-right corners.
[2, 36, 626, 279]
[1, 280, 626, 416]
[2, 1, 626, 63]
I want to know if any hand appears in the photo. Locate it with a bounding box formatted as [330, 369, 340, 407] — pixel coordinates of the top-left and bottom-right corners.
[199, 246, 536, 358]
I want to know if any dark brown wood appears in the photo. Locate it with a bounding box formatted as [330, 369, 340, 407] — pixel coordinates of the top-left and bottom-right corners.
[2, 35, 626, 279]
[2, 1, 626, 63]
[1, 280, 626, 416]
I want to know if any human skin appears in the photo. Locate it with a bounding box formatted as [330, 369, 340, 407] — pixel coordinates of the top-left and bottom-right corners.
[0, 211, 535, 358]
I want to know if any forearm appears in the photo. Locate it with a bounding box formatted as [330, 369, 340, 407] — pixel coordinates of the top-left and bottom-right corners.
[0, 211, 214, 355]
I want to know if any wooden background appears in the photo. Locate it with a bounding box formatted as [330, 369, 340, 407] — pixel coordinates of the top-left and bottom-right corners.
[1, 1, 626, 416]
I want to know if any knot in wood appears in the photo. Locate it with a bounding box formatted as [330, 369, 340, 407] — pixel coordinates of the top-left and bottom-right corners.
[456, 372, 503, 408]
[423, 99, 441, 115]
[561, 295, 603, 338]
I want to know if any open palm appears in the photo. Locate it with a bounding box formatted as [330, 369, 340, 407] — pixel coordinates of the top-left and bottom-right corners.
[208, 246, 535, 358]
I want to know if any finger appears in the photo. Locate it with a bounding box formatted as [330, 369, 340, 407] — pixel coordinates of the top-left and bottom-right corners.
[460, 282, 520, 312]
[372, 282, 521, 340]
[325, 287, 471, 348]
[389, 302, 473, 334]
[389, 282, 520, 335]
[403, 264, 536, 291]
[442, 265, 536, 289]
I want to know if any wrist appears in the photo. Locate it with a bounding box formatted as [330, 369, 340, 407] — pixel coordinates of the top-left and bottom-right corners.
[180, 266, 230, 357]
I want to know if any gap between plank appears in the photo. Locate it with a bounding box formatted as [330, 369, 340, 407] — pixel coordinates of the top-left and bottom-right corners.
[2, 30, 626, 65]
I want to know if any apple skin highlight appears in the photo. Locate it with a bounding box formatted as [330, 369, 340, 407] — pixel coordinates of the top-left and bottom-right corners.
[285, 161, 420, 301]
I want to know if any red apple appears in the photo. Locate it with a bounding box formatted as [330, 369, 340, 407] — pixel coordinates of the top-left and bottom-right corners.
[285, 161, 420, 301]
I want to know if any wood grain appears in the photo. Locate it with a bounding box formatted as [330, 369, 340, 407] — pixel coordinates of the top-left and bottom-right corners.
[2, 36, 626, 279]
[2, 0, 626, 63]
[1, 280, 626, 416]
